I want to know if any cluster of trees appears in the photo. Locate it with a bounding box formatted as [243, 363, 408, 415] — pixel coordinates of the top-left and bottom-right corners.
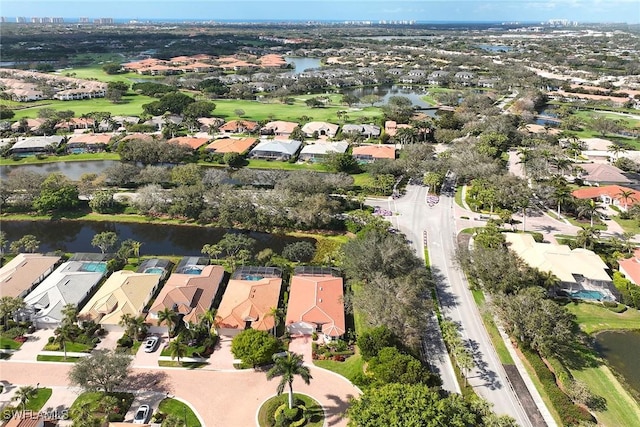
[342, 229, 432, 351]
[1, 171, 78, 214]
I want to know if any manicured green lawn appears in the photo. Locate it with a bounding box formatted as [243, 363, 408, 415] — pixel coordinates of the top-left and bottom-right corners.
[25, 388, 52, 412]
[157, 398, 202, 427]
[314, 353, 364, 384]
[43, 341, 93, 353]
[0, 337, 23, 350]
[60, 66, 164, 83]
[571, 364, 640, 427]
[613, 216, 640, 235]
[257, 393, 324, 427]
[351, 172, 375, 188]
[69, 391, 134, 422]
[210, 98, 382, 122]
[246, 159, 327, 171]
[36, 355, 81, 362]
[471, 290, 514, 364]
[565, 302, 640, 334]
[573, 110, 640, 128]
[11, 93, 157, 119]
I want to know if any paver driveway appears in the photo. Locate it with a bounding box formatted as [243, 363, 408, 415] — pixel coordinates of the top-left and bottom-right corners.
[0, 360, 359, 427]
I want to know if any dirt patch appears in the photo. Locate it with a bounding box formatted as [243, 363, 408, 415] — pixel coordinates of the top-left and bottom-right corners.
[503, 364, 548, 427]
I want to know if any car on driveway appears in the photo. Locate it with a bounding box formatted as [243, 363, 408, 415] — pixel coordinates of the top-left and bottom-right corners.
[143, 336, 159, 353]
[133, 404, 150, 424]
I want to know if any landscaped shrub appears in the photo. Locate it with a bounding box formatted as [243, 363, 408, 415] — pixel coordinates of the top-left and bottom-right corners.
[520, 346, 595, 426]
[3, 327, 26, 339]
[117, 335, 133, 349]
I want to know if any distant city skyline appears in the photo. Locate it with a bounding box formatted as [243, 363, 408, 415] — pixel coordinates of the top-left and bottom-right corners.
[1, 0, 639, 24]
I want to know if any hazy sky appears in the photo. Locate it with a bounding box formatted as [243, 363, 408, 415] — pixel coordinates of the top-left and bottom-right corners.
[1, 0, 638, 23]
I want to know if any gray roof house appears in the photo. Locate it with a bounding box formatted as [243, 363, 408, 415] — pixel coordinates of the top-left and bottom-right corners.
[299, 141, 349, 162]
[249, 139, 303, 160]
[21, 260, 107, 328]
[342, 124, 381, 138]
[9, 136, 64, 156]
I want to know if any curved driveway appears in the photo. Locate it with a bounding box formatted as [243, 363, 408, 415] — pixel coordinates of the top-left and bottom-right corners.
[0, 361, 358, 427]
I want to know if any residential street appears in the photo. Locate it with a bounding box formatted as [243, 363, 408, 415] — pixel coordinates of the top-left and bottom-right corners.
[369, 184, 532, 426]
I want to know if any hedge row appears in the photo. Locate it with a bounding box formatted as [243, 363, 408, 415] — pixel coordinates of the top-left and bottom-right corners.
[520, 347, 595, 426]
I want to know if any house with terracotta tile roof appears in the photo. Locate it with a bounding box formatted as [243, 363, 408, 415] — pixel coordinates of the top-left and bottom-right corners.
[79, 270, 162, 330]
[285, 268, 345, 339]
[4, 413, 45, 427]
[167, 136, 210, 150]
[619, 249, 640, 286]
[66, 134, 112, 153]
[0, 253, 61, 298]
[206, 137, 257, 154]
[572, 185, 640, 211]
[261, 121, 299, 138]
[216, 267, 282, 336]
[352, 144, 396, 162]
[219, 120, 260, 134]
[147, 263, 225, 329]
[259, 54, 287, 68]
[22, 260, 108, 328]
[384, 120, 411, 137]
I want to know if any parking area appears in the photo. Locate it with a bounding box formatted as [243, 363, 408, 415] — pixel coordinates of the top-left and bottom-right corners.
[92, 330, 122, 352]
[10, 328, 54, 361]
[124, 390, 166, 423]
[132, 334, 166, 368]
[207, 335, 235, 370]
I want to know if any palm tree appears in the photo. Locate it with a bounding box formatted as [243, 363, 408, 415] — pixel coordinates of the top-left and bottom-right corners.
[266, 307, 283, 337]
[129, 316, 148, 342]
[577, 226, 601, 250]
[12, 386, 36, 411]
[60, 303, 78, 327]
[130, 241, 142, 262]
[552, 185, 574, 219]
[577, 199, 603, 227]
[453, 346, 474, 388]
[157, 307, 178, 342]
[617, 189, 637, 211]
[620, 232, 636, 255]
[608, 144, 627, 161]
[266, 352, 312, 410]
[198, 308, 219, 334]
[168, 333, 187, 363]
[538, 271, 560, 291]
[56, 325, 73, 361]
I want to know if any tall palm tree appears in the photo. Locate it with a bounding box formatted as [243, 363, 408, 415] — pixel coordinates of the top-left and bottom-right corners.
[617, 189, 637, 211]
[198, 308, 218, 334]
[266, 352, 312, 410]
[130, 241, 142, 262]
[266, 307, 283, 337]
[577, 199, 602, 227]
[55, 324, 74, 361]
[157, 307, 178, 342]
[577, 226, 601, 250]
[552, 185, 574, 219]
[168, 333, 187, 363]
[12, 386, 36, 411]
[608, 144, 627, 161]
[539, 271, 560, 291]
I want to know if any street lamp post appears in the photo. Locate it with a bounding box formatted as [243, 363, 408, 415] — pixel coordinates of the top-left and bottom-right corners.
[183, 406, 187, 427]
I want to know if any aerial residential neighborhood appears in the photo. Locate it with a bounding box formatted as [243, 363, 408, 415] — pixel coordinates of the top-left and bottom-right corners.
[1, 1, 640, 426]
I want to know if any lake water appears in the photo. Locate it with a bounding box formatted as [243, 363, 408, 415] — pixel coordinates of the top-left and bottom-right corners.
[341, 84, 436, 110]
[0, 220, 314, 256]
[284, 56, 322, 75]
[594, 330, 640, 395]
[476, 44, 513, 52]
[0, 160, 120, 181]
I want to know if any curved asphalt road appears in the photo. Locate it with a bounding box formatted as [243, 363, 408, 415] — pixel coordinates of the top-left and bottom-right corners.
[370, 184, 532, 426]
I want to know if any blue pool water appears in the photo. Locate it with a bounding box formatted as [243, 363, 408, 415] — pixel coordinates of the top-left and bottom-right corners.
[144, 267, 165, 275]
[81, 262, 107, 273]
[181, 266, 203, 275]
[243, 275, 263, 281]
[570, 290, 609, 301]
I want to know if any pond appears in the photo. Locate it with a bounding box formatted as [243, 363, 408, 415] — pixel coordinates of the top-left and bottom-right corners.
[0, 220, 315, 257]
[341, 84, 436, 111]
[0, 160, 120, 181]
[594, 330, 640, 395]
[284, 56, 322, 75]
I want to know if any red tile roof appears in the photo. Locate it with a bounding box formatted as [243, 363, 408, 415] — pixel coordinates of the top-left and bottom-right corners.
[352, 144, 396, 159]
[572, 185, 640, 208]
[167, 136, 210, 150]
[619, 249, 640, 285]
[285, 275, 345, 337]
[206, 137, 257, 154]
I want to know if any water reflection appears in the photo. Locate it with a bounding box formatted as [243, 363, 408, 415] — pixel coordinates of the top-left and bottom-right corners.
[1, 220, 314, 256]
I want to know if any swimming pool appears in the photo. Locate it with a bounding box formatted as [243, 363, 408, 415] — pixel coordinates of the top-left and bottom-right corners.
[144, 267, 165, 275]
[81, 262, 107, 273]
[242, 275, 264, 281]
[570, 290, 610, 301]
[181, 266, 203, 275]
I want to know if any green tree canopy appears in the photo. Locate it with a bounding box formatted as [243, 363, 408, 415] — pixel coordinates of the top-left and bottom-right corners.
[33, 173, 79, 213]
[231, 328, 281, 367]
[68, 350, 132, 393]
